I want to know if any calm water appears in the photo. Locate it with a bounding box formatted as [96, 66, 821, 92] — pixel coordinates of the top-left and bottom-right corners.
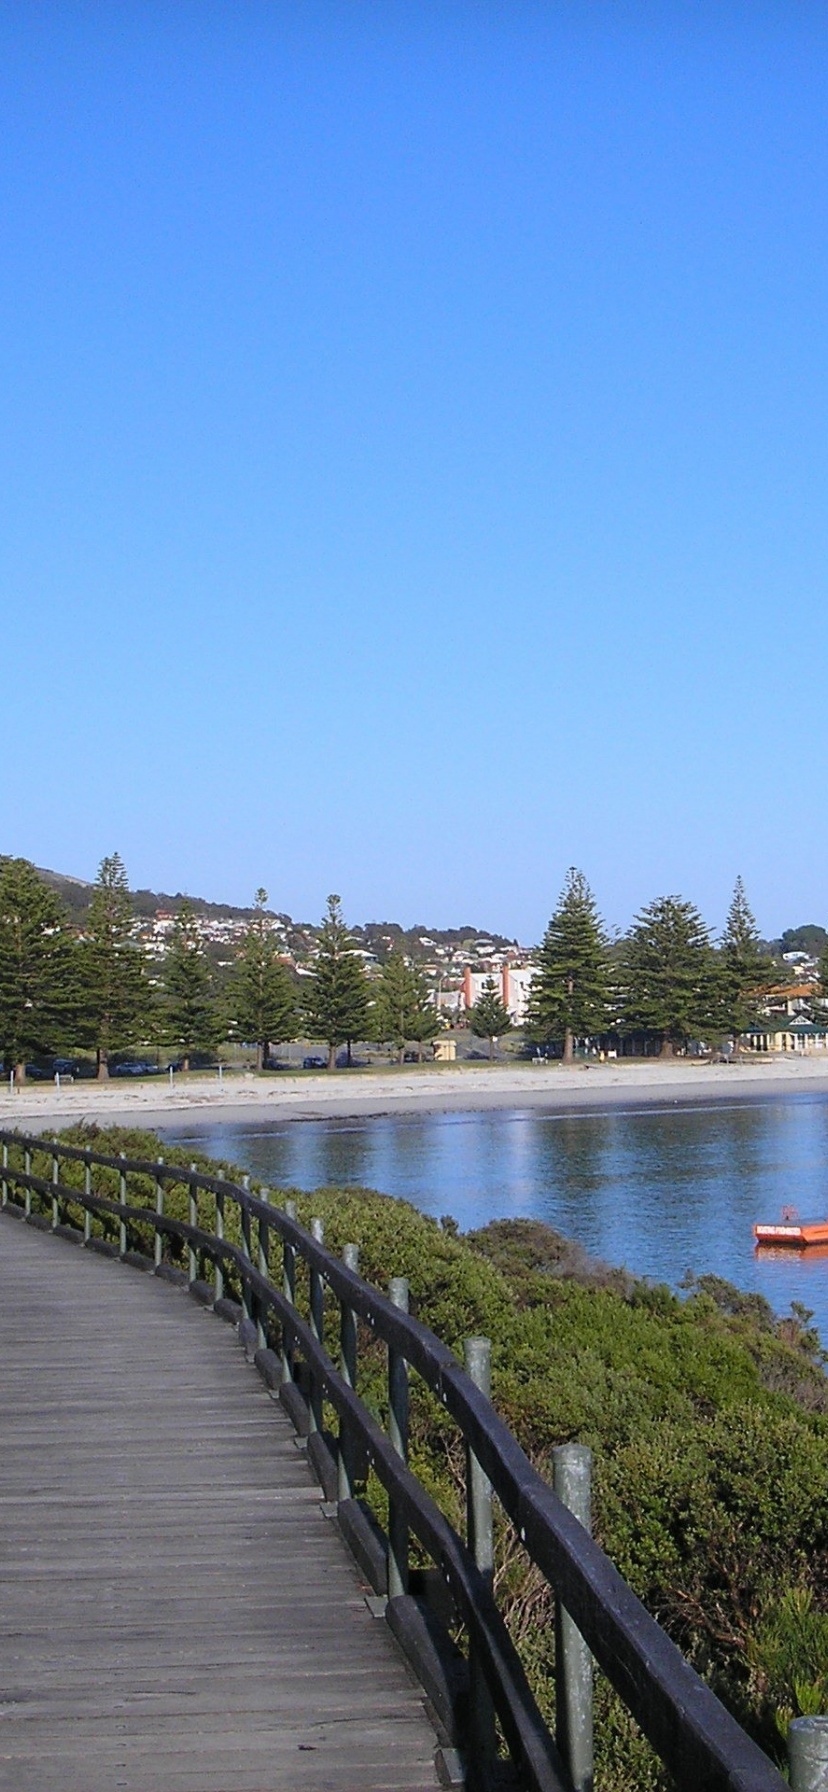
[159, 1094, 828, 1342]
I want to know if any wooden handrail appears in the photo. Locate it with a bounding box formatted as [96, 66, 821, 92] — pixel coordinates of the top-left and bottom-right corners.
[0, 1129, 785, 1792]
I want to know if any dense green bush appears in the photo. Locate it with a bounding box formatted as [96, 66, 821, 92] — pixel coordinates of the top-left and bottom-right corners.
[12, 1123, 828, 1784]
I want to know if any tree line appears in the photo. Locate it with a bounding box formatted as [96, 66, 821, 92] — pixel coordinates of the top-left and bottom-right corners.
[0, 861, 436, 1081]
[527, 868, 808, 1060]
[0, 853, 814, 1081]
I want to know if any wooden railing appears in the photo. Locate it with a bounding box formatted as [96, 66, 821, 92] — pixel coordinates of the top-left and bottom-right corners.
[0, 1129, 785, 1792]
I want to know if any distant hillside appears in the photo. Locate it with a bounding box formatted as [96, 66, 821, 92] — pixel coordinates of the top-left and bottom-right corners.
[36, 867, 276, 925]
[131, 888, 288, 924]
[30, 864, 511, 953]
[37, 868, 93, 918]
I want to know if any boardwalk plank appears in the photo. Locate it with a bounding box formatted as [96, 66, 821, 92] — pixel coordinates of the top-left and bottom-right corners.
[0, 1217, 438, 1791]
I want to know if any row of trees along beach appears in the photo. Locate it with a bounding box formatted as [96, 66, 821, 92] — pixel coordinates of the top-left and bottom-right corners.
[0, 854, 820, 1082]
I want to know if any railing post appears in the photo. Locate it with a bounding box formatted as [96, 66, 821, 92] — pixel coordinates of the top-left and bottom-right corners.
[154, 1160, 164, 1269]
[387, 1275, 409, 1599]
[553, 1444, 594, 1792]
[188, 1164, 198, 1285]
[465, 1336, 496, 1771]
[338, 1243, 359, 1503]
[118, 1155, 127, 1257]
[281, 1199, 297, 1384]
[51, 1144, 59, 1230]
[1, 1140, 7, 1209]
[83, 1160, 91, 1243]
[309, 1218, 324, 1433]
[256, 1186, 270, 1350]
[789, 1717, 828, 1792]
[240, 1175, 253, 1325]
[214, 1185, 225, 1302]
[24, 1147, 31, 1218]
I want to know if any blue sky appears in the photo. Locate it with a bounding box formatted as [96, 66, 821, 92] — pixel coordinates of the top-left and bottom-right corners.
[2, 3, 827, 942]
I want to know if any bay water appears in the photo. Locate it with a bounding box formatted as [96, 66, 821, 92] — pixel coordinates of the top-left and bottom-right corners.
[159, 1092, 828, 1343]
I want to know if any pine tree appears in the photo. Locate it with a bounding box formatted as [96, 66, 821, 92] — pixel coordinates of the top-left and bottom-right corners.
[163, 900, 221, 1070]
[0, 858, 77, 1082]
[79, 852, 149, 1078]
[527, 869, 611, 1061]
[468, 976, 512, 1060]
[227, 889, 296, 1070]
[621, 895, 717, 1056]
[303, 895, 370, 1069]
[405, 966, 438, 1061]
[373, 951, 434, 1063]
[719, 877, 775, 1053]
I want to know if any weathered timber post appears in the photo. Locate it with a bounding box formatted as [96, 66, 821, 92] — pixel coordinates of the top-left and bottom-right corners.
[338, 1243, 359, 1503]
[309, 1218, 325, 1434]
[387, 1275, 410, 1599]
[552, 1444, 594, 1792]
[188, 1164, 198, 1284]
[51, 1144, 59, 1230]
[240, 1175, 253, 1325]
[465, 1336, 496, 1770]
[790, 1717, 828, 1792]
[214, 1183, 225, 1302]
[83, 1160, 91, 1244]
[23, 1146, 31, 1218]
[256, 1187, 271, 1350]
[281, 1199, 297, 1384]
[154, 1160, 164, 1269]
[118, 1155, 128, 1257]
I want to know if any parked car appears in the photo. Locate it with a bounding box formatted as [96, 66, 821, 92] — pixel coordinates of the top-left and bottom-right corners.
[302, 1055, 327, 1070]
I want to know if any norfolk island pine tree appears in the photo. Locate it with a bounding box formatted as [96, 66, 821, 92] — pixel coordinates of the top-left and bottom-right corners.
[527, 869, 611, 1061]
[78, 852, 149, 1078]
[0, 858, 78, 1084]
[226, 888, 297, 1069]
[468, 976, 512, 1060]
[718, 877, 776, 1056]
[373, 951, 434, 1062]
[303, 895, 371, 1069]
[162, 899, 222, 1070]
[620, 894, 719, 1056]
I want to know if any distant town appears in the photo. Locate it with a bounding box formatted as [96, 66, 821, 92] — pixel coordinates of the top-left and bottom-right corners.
[39, 863, 535, 1023]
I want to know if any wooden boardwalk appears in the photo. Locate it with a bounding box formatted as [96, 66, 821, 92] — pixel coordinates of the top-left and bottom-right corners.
[0, 1216, 439, 1792]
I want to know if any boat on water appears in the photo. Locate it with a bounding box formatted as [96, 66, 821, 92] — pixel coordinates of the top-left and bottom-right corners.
[753, 1205, 828, 1249]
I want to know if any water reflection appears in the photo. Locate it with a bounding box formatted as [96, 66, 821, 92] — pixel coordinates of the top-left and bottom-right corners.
[161, 1094, 828, 1340]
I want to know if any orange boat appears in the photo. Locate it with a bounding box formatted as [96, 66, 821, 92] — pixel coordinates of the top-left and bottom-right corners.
[753, 1205, 828, 1249]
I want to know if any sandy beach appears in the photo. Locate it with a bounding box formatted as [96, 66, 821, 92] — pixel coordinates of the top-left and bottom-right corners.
[2, 1055, 828, 1137]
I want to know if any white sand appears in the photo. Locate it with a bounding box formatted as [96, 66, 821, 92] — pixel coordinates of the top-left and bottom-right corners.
[3, 1055, 828, 1136]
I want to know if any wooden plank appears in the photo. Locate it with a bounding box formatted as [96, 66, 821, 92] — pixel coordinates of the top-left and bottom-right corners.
[0, 1217, 438, 1791]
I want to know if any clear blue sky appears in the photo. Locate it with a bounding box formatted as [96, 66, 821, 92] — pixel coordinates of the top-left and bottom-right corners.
[3, 2, 827, 942]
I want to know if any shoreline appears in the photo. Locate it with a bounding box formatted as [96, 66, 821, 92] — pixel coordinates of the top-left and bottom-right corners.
[3, 1056, 828, 1135]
